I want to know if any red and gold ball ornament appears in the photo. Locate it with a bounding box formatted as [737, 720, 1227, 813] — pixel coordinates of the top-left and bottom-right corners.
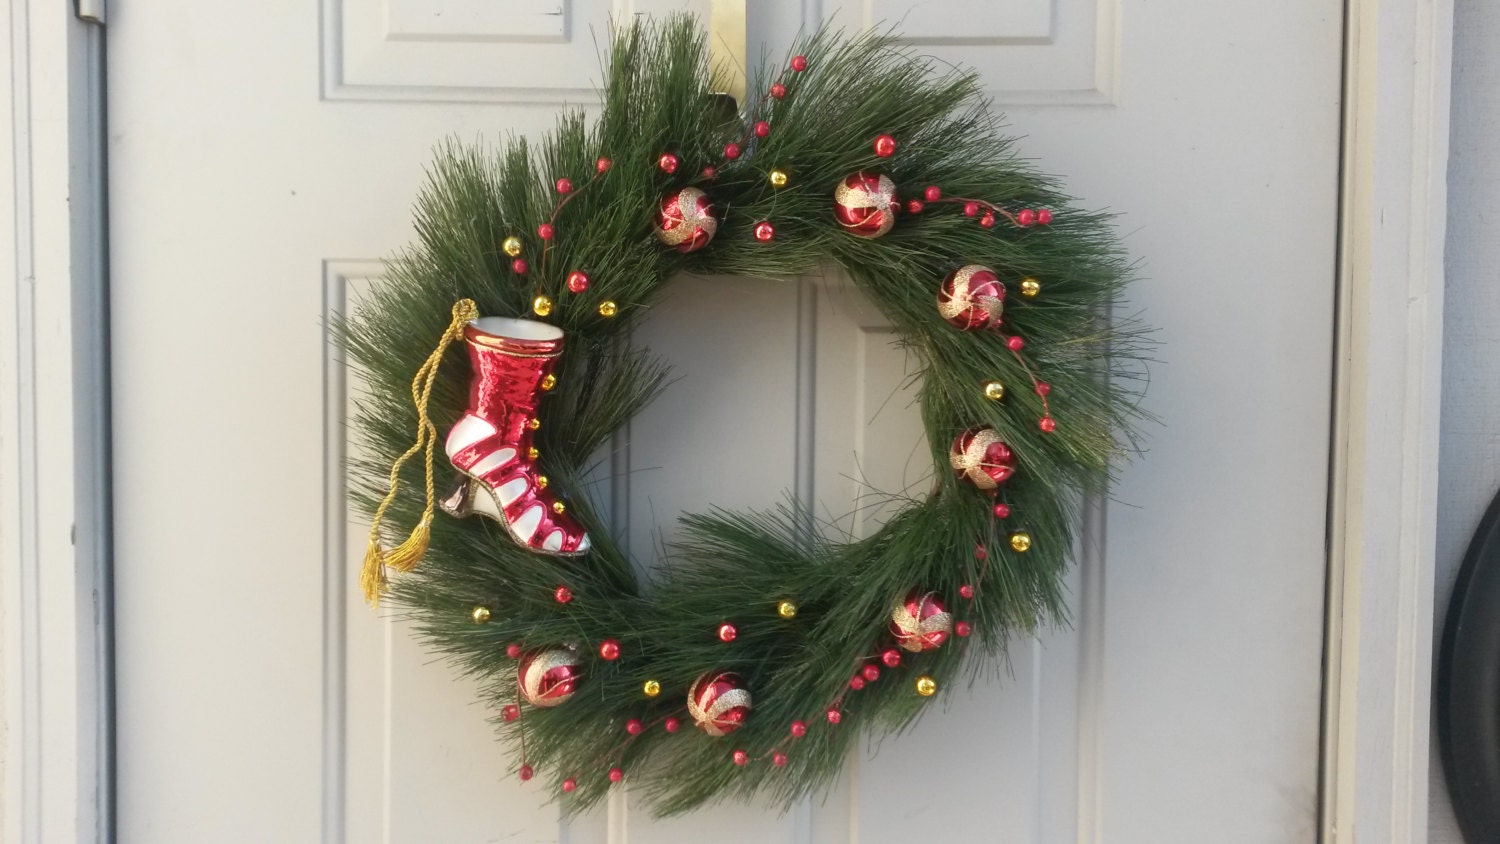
[937, 264, 1005, 331]
[833, 172, 899, 238]
[654, 186, 717, 253]
[890, 590, 954, 653]
[687, 671, 752, 737]
[518, 647, 582, 708]
[950, 426, 1018, 490]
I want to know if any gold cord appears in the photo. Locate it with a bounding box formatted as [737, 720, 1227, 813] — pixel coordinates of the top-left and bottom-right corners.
[361, 299, 480, 606]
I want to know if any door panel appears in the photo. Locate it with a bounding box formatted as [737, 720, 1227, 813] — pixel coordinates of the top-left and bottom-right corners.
[110, 0, 1341, 841]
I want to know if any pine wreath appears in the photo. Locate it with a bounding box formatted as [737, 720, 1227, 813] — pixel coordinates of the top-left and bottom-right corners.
[340, 16, 1148, 816]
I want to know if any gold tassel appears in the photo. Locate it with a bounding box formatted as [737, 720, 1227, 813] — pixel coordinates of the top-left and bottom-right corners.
[361, 299, 480, 606]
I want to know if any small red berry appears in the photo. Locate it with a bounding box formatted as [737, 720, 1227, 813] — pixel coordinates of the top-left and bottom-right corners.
[506, 643, 522, 659]
[1035, 382, 1051, 396]
[724, 142, 741, 160]
[596, 157, 612, 173]
[963, 202, 980, 217]
[974, 544, 988, 560]
[503, 704, 520, 722]
[955, 621, 972, 638]
[566, 271, 590, 294]
[701, 166, 717, 179]
[626, 718, 644, 735]
[980, 213, 996, 229]
[872, 134, 897, 157]
[658, 152, 679, 174]
[754, 121, 770, 138]
[555, 178, 573, 194]
[1006, 336, 1025, 352]
[664, 717, 681, 733]
[924, 186, 942, 201]
[562, 778, 577, 793]
[960, 584, 975, 600]
[773, 752, 789, 767]
[1039, 416, 1057, 433]
[862, 664, 880, 683]
[993, 502, 1012, 519]
[826, 708, 842, 724]
[1017, 208, 1038, 227]
[790, 720, 808, 738]
[598, 639, 621, 661]
[849, 676, 866, 691]
[519, 764, 534, 781]
[718, 623, 738, 642]
[790, 55, 808, 72]
[511, 258, 528, 274]
[733, 750, 749, 766]
[754, 221, 775, 242]
[906, 199, 924, 214]
[537, 223, 554, 240]
[554, 585, 572, 603]
[881, 648, 901, 668]
[607, 767, 624, 783]
[1037, 208, 1053, 225]
[771, 82, 787, 99]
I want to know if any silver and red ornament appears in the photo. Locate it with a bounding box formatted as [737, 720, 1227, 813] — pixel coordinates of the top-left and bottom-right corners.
[833, 172, 899, 238]
[950, 426, 1017, 491]
[890, 590, 953, 653]
[937, 264, 1005, 331]
[518, 647, 582, 707]
[654, 187, 717, 253]
[687, 671, 752, 737]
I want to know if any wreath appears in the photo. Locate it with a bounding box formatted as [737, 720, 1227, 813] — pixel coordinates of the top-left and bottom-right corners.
[341, 16, 1147, 816]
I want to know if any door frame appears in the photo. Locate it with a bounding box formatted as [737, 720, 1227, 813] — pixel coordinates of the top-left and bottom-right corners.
[0, 1, 1452, 840]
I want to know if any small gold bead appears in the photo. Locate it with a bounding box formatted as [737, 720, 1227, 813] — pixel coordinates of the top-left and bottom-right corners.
[527, 417, 541, 431]
[1019, 278, 1041, 298]
[599, 300, 619, 318]
[502, 236, 523, 257]
[777, 600, 798, 619]
[540, 373, 557, 391]
[768, 169, 789, 188]
[471, 606, 492, 624]
[983, 380, 1006, 401]
[536, 475, 549, 489]
[552, 500, 567, 515]
[527, 446, 540, 460]
[1010, 531, 1032, 553]
[532, 295, 553, 317]
[643, 679, 661, 698]
[915, 676, 937, 697]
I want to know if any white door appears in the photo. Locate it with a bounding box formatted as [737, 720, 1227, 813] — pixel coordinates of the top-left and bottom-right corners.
[108, 1, 1342, 841]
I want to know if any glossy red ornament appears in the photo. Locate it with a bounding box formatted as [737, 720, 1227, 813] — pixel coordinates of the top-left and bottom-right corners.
[1037, 208, 1054, 225]
[506, 643, 522, 659]
[993, 502, 1012, 519]
[950, 426, 1018, 490]
[608, 767, 624, 783]
[849, 675, 866, 691]
[826, 708, 842, 724]
[562, 778, 577, 793]
[754, 221, 775, 242]
[980, 213, 995, 228]
[906, 199, 924, 214]
[519, 764, 534, 781]
[718, 622, 738, 642]
[1039, 416, 1057, 433]
[724, 142, 741, 160]
[890, 590, 954, 653]
[773, 752, 789, 767]
[654, 187, 717, 252]
[833, 171, 899, 238]
[518, 648, 582, 707]
[924, 186, 942, 201]
[754, 121, 770, 138]
[663, 717, 681, 733]
[503, 704, 520, 722]
[955, 620, 973, 638]
[937, 264, 1005, 331]
[511, 258, 528, 274]
[598, 638, 621, 661]
[626, 718, 644, 735]
[596, 157, 612, 173]
[790, 55, 808, 72]
[537, 223, 554, 240]
[688, 671, 752, 736]
[1017, 208, 1037, 227]
[963, 201, 980, 217]
[872, 134, 897, 157]
[554, 585, 572, 603]
[881, 648, 902, 668]
[862, 664, 881, 682]
[566, 271, 590, 294]
[959, 583, 975, 600]
[1006, 335, 1025, 351]
[732, 750, 749, 766]
[657, 152, 679, 174]
[790, 720, 808, 737]
[771, 82, 787, 98]
[555, 178, 573, 194]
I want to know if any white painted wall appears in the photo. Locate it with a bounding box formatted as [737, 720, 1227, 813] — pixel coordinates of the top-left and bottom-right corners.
[1431, 0, 1500, 840]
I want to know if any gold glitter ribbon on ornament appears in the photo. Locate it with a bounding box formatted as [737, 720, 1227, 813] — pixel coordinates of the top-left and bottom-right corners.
[360, 298, 480, 606]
